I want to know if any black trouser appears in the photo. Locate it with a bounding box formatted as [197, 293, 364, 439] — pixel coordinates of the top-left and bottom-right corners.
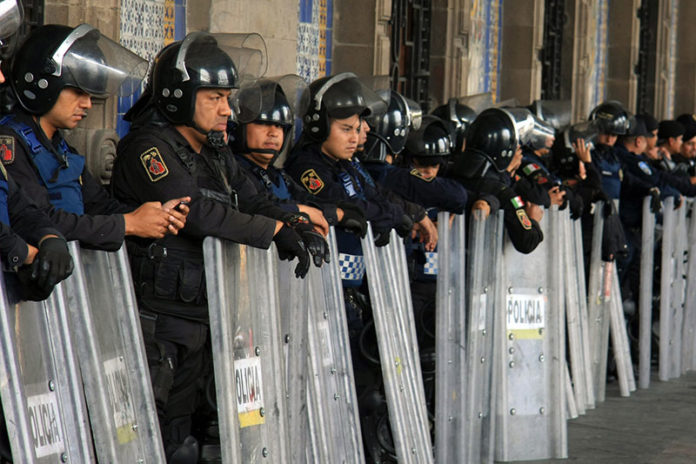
[139, 309, 209, 457]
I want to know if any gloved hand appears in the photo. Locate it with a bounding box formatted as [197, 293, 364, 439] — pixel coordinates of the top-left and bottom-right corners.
[283, 213, 330, 267]
[395, 214, 414, 238]
[337, 201, 368, 238]
[373, 229, 391, 247]
[31, 237, 74, 290]
[273, 225, 311, 278]
[648, 187, 662, 214]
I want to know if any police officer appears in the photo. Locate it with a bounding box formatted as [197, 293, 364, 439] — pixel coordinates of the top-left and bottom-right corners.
[111, 33, 331, 461]
[0, 3, 73, 303]
[230, 76, 367, 237]
[588, 101, 631, 201]
[674, 113, 696, 179]
[655, 120, 685, 173]
[451, 107, 544, 254]
[430, 97, 477, 153]
[1, 24, 189, 251]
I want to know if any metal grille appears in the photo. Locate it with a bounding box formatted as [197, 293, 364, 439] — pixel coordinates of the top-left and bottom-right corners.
[541, 0, 565, 100]
[636, 0, 658, 115]
[390, 0, 432, 112]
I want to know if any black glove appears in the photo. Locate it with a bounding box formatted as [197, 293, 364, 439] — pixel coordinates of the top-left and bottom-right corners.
[648, 187, 662, 214]
[284, 212, 313, 233]
[273, 225, 311, 278]
[395, 214, 414, 238]
[602, 210, 628, 262]
[300, 230, 331, 267]
[373, 229, 391, 247]
[337, 202, 368, 238]
[31, 237, 74, 291]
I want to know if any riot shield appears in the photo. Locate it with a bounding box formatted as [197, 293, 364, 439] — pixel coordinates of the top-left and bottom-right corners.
[61, 243, 165, 462]
[495, 207, 566, 461]
[361, 227, 433, 464]
[304, 228, 365, 463]
[203, 238, 290, 463]
[0, 275, 94, 463]
[683, 200, 696, 372]
[276, 259, 310, 462]
[434, 212, 466, 463]
[562, 209, 588, 414]
[586, 202, 611, 402]
[671, 201, 688, 376]
[608, 258, 635, 396]
[638, 196, 656, 388]
[659, 197, 677, 381]
[572, 217, 595, 408]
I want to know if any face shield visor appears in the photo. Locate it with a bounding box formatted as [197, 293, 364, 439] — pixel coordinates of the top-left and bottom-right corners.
[458, 92, 494, 114]
[0, 0, 22, 60]
[530, 99, 571, 130]
[563, 120, 599, 152]
[526, 115, 557, 151]
[56, 24, 148, 98]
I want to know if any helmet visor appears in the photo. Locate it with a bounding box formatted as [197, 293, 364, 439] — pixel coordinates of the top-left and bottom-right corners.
[526, 116, 556, 150]
[58, 25, 148, 97]
[457, 92, 494, 113]
[532, 99, 571, 130]
[236, 74, 309, 125]
[213, 32, 267, 82]
[564, 121, 599, 152]
[0, 0, 22, 40]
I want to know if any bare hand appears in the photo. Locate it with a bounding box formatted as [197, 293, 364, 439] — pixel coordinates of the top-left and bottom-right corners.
[298, 204, 330, 236]
[525, 202, 544, 223]
[162, 196, 191, 235]
[548, 186, 566, 206]
[573, 138, 592, 163]
[412, 216, 438, 251]
[124, 202, 173, 238]
[24, 244, 39, 265]
[472, 199, 491, 218]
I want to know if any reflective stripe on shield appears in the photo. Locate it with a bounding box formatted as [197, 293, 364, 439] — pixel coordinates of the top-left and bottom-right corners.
[203, 238, 290, 463]
[61, 243, 165, 462]
[495, 207, 566, 461]
[0, 272, 94, 463]
[361, 226, 434, 464]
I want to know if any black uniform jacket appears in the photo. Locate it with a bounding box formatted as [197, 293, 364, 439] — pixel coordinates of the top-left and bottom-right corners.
[0, 110, 129, 250]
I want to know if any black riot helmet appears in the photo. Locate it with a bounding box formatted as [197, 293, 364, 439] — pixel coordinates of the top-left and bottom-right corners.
[452, 107, 535, 178]
[430, 98, 477, 152]
[589, 100, 631, 135]
[0, 0, 22, 60]
[302, 72, 385, 142]
[152, 32, 239, 126]
[11, 23, 147, 115]
[230, 74, 309, 158]
[403, 115, 453, 165]
[362, 89, 421, 162]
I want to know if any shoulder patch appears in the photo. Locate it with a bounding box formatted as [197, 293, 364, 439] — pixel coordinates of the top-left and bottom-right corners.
[516, 209, 532, 230]
[410, 168, 434, 182]
[510, 195, 525, 209]
[0, 135, 15, 165]
[300, 168, 324, 193]
[140, 147, 169, 182]
[638, 161, 652, 176]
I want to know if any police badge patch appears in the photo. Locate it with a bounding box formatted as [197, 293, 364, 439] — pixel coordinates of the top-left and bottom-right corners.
[140, 147, 169, 182]
[516, 209, 532, 230]
[300, 169, 324, 193]
[638, 161, 652, 175]
[0, 136, 15, 164]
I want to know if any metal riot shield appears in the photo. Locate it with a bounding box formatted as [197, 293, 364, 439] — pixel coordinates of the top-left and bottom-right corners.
[361, 227, 434, 464]
[203, 238, 290, 463]
[561, 209, 588, 414]
[61, 242, 165, 462]
[434, 212, 466, 463]
[638, 196, 656, 388]
[305, 227, 365, 463]
[659, 196, 679, 381]
[276, 259, 310, 461]
[461, 210, 503, 463]
[572, 217, 595, 408]
[671, 201, 688, 376]
[586, 202, 611, 402]
[495, 207, 566, 461]
[0, 275, 94, 463]
[683, 200, 696, 372]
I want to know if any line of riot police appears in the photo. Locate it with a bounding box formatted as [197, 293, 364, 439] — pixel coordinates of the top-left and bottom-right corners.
[0, 1, 694, 462]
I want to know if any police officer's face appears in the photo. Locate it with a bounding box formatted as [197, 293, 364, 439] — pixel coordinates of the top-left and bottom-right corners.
[646, 130, 658, 149]
[357, 120, 369, 151]
[597, 133, 618, 146]
[193, 88, 232, 134]
[246, 122, 284, 167]
[321, 115, 361, 161]
[43, 87, 92, 132]
[668, 135, 683, 154]
[681, 137, 696, 159]
[412, 158, 440, 180]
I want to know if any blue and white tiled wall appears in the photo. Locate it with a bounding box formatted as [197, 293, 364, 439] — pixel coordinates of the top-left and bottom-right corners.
[297, 0, 332, 83]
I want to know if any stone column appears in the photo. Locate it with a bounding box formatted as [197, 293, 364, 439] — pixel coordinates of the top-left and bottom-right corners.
[606, 0, 641, 112]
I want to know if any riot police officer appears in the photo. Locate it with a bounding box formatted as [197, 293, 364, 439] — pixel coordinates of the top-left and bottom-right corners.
[1, 24, 189, 250]
[111, 32, 331, 462]
[588, 100, 631, 201]
[230, 76, 367, 237]
[451, 107, 544, 254]
[430, 97, 477, 153]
